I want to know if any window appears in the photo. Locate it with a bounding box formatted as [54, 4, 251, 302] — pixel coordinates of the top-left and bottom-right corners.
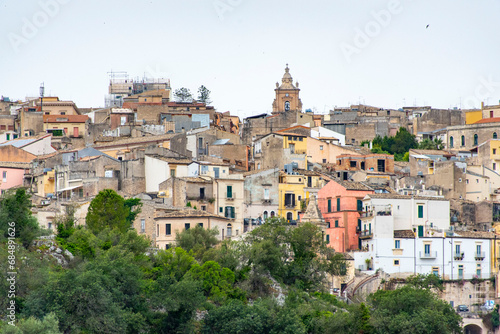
[326, 235, 330, 244]
[424, 244, 431, 255]
[284, 193, 296, 207]
[357, 199, 363, 211]
[166, 244, 170, 250]
[327, 199, 332, 212]
[227, 185, 233, 198]
[337, 198, 340, 211]
[494, 132, 498, 139]
[327, 221, 330, 228]
[227, 224, 232, 237]
[286, 212, 293, 221]
[48, 222, 52, 230]
[320, 145, 323, 150]
[477, 264, 482, 278]
[170, 168, 176, 177]
[360, 162, 365, 170]
[185, 223, 190, 230]
[394, 260, 400, 265]
[461, 135, 465, 146]
[494, 149, 497, 155]
[417, 205, 424, 218]
[458, 265, 464, 279]
[2, 171, 6, 182]
[335, 220, 339, 227]
[264, 188, 270, 200]
[395, 240, 400, 249]
[474, 134, 478, 146]
[141, 219, 145, 233]
[270, 211, 275, 217]
[165, 224, 171, 235]
[491, 110, 495, 118]
[432, 267, 439, 276]
[455, 244, 461, 255]
[219, 207, 223, 213]
[157, 223, 159, 236]
[323, 159, 327, 163]
[198, 223, 203, 228]
[288, 136, 293, 140]
[466, 179, 469, 184]
[476, 244, 482, 255]
[263, 211, 268, 219]
[494, 163, 497, 170]
[225, 206, 235, 219]
[350, 161, 356, 167]
[201, 205, 206, 211]
[449, 136, 454, 148]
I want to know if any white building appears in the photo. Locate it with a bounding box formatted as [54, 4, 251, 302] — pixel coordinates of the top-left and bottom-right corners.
[144, 155, 198, 192]
[354, 194, 495, 279]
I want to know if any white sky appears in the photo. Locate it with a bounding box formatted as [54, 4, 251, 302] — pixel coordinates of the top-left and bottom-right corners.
[1, 0, 500, 119]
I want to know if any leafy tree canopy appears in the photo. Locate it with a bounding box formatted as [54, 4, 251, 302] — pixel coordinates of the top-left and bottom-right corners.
[174, 87, 193, 102]
[86, 189, 140, 235]
[197, 85, 212, 105]
[0, 188, 39, 248]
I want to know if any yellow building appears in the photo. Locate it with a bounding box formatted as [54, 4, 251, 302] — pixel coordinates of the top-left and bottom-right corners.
[278, 168, 324, 222]
[465, 109, 483, 125]
[42, 115, 88, 138]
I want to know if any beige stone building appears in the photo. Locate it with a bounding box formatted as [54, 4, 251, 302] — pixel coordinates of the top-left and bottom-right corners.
[154, 209, 234, 249]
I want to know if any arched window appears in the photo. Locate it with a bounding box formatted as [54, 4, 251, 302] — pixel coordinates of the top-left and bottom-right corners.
[270, 211, 275, 217]
[227, 223, 232, 237]
[449, 136, 454, 148]
[263, 211, 268, 220]
[286, 212, 293, 222]
[461, 135, 465, 146]
[494, 132, 498, 139]
[474, 134, 478, 146]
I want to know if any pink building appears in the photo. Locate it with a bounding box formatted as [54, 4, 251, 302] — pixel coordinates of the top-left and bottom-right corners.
[0, 163, 30, 195]
[318, 179, 373, 252]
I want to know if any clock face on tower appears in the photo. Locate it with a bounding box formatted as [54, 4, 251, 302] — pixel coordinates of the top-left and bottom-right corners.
[284, 101, 290, 111]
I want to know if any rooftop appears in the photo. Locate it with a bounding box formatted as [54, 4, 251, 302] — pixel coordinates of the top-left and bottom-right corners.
[154, 208, 229, 220]
[366, 193, 448, 201]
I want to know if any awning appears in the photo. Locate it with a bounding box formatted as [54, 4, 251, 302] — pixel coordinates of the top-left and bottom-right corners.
[57, 185, 82, 192]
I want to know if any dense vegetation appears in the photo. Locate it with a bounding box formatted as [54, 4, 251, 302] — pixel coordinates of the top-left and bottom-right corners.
[364, 127, 444, 161]
[0, 189, 462, 333]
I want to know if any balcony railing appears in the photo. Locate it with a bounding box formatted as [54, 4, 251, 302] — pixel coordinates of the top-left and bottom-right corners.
[475, 252, 486, 260]
[454, 252, 464, 260]
[226, 192, 234, 200]
[419, 251, 437, 259]
[359, 230, 373, 239]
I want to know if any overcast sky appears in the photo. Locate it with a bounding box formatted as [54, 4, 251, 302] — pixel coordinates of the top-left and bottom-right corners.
[1, 0, 500, 119]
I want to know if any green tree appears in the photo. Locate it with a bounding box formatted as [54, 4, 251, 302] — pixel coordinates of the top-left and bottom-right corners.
[418, 138, 444, 150]
[174, 87, 193, 102]
[368, 285, 462, 333]
[86, 189, 132, 234]
[0, 188, 39, 248]
[197, 85, 212, 105]
[124, 198, 142, 226]
[175, 225, 219, 260]
[1, 313, 62, 334]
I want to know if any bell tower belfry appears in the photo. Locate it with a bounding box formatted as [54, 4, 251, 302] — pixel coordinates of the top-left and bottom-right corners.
[272, 64, 302, 114]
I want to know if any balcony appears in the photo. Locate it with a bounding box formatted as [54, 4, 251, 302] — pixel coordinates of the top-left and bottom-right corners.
[475, 252, 486, 260]
[359, 230, 373, 239]
[454, 252, 464, 260]
[262, 199, 272, 204]
[419, 251, 437, 259]
[360, 205, 392, 218]
[226, 192, 235, 200]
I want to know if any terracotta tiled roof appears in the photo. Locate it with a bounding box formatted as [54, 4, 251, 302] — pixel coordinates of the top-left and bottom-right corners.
[367, 193, 448, 201]
[43, 115, 89, 123]
[148, 155, 194, 164]
[453, 231, 496, 239]
[0, 161, 31, 168]
[394, 230, 415, 238]
[154, 209, 229, 220]
[335, 180, 373, 191]
[409, 149, 455, 156]
[474, 117, 500, 124]
[94, 133, 177, 148]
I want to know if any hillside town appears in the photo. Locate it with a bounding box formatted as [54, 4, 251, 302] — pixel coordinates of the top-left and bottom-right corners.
[2, 65, 500, 332]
